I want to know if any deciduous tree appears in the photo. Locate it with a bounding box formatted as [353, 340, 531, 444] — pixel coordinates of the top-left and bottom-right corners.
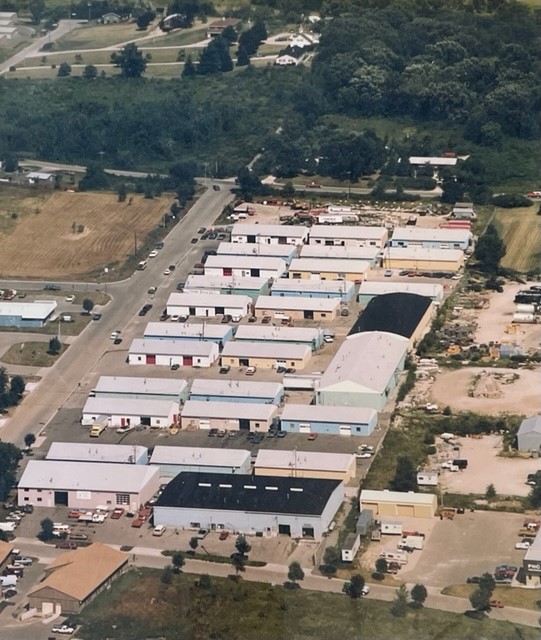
[111, 43, 149, 78]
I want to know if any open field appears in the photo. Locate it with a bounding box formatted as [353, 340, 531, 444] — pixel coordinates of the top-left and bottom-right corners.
[75, 568, 537, 640]
[1, 341, 68, 367]
[442, 583, 540, 611]
[54, 22, 147, 50]
[494, 206, 541, 272]
[0, 189, 170, 279]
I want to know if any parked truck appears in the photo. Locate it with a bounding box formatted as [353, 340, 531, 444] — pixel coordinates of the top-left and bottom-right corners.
[398, 535, 425, 551]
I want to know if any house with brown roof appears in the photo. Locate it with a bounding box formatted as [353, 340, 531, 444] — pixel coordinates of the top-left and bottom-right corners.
[207, 17, 241, 37]
[27, 543, 128, 614]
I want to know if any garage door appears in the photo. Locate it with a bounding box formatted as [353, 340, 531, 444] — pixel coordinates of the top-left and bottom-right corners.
[299, 423, 311, 433]
[339, 425, 351, 436]
[146, 354, 156, 365]
[183, 356, 193, 366]
[199, 420, 210, 430]
[396, 505, 415, 517]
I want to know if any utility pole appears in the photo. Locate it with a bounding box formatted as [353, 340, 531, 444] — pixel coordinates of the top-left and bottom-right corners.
[134, 231, 137, 258]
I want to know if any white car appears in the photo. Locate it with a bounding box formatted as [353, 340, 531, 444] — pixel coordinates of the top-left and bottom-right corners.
[361, 585, 370, 596]
[51, 624, 75, 635]
[116, 425, 134, 434]
[170, 315, 180, 322]
[148, 250, 159, 258]
[65, 295, 75, 302]
[245, 366, 257, 376]
[163, 268, 171, 276]
[92, 513, 106, 523]
[355, 452, 372, 459]
[110, 331, 121, 340]
[515, 540, 531, 550]
[323, 335, 334, 344]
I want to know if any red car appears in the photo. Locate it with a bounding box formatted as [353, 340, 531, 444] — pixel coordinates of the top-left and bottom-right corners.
[490, 599, 504, 608]
[307, 181, 321, 188]
[110, 508, 124, 520]
[307, 433, 318, 441]
[131, 519, 143, 528]
[219, 531, 229, 541]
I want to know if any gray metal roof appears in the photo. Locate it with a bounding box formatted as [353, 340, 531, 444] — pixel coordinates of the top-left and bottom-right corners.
[231, 223, 309, 238]
[221, 340, 311, 360]
[182, 400, 278, 421]
[254, 449, 354, 472]
[166, 292, 251, 309]
[129, 338, 218, 357]
[18, 460, 159, 493]
[391, 227, 471, 243]
[143, 322, 231, 340]
[46, 442, 148, 464]
[234, 325, 322, 343]
[289, 258, 370, 274]
[0, 300, 57, 320]
[358, 281, 444, 299]
[386, 247, 464, 261]
[301, 245, 380, 261]
[204, 255, 287, 270]
[272, 278, 354, 294]
[217, 242, 297, 258]
[319, 331, 408, 394]
[280, 404, 377, 424]
[82, 396, 178, 417]
[255, 295, 339, 312]
[190, 378, 283, 399]
[518, 415, 541, 436]
[150, 445, 251, 467]
[309, 225, 388, 240]
[94, 376, 187, 395]
[184, 275, 269, 291]
[360, 489, 437, 506]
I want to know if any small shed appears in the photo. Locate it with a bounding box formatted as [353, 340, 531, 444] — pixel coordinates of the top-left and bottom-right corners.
[417, 471, 439, 486]
[517, 416, 541, 452]
[356, 509, 374, 536]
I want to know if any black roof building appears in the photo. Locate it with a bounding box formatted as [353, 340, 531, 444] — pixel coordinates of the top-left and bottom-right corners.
[349, 292, 432, 339]
[155, 472, 341, 515]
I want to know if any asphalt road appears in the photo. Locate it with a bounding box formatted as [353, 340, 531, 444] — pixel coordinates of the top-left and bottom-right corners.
[1, 184, 234, 448]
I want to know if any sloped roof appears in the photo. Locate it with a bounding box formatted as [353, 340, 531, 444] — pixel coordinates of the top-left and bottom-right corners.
[319, 331, 408, 394]
[518, 416, 541, 436]
[28, 543, 127, 602]
[349, 293, 432, 339]
[0, 540, 13, 566]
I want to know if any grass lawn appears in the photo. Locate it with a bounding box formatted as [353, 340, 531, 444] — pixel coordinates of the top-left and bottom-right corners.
[494, 206, 541, 273]
[74, 568, 538, 640]
[54, 22, 145, 50]
[442, 583, 541, 611]
[1, 341, 68, 367]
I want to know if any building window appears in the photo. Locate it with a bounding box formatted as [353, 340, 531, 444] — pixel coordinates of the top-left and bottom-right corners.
[37, 489, 42, 492]
[24, 488, 29, 492]
[190, 522, 200, 529]
[116, 494, 130, 505]
[23, 497, 29, 502]
[254, 422, 260, 428]
[321, 313, 327, 317]
[37, 497, 42, 502]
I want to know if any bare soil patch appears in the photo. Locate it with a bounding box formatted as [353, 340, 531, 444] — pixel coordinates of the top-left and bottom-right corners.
[0, 190, 170, 279]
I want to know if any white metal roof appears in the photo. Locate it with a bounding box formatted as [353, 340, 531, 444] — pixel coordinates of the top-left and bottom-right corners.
[143, 322, 231, 340]
[289, 258, 370, 274]
[221, 341, 311, 360]
[309, 225, 388, 240]
[518, 415, 541, 436]
[82, 396, 178, 417]
[184, 275, 269, 291]
[190, 378, 284, 399]
[217, 242, 297, 258]
[386, 247, 464, 262]
[94, 376, 188, 396]
[391, 227, 471, 244]
[524, 530, 541, 561]
[231, 223, 309, 239]
[408, 156, 458, 166]
[46, 442, 148, 464]
[234, 325, 323, 343]
[18, 460, 159, 493]
[255, 295, 339, 312]
[301, 245, 380, 261]
[182, 400, 278, 421]
[255, 449, 354, 472]
[358, 281, 444, 299]
[204, 255, 287, 271]
[280, 404, 377, 424]
[129, 338, 217, 357]
[0, 300, 57, 320]
[360, 489, 437, 506]
[166, 292, 251, 309]
[150, 445, 250, 467]
[271, 278, 355, 295]
[26, 171, 55, 179]
[319, 332, 408, 394]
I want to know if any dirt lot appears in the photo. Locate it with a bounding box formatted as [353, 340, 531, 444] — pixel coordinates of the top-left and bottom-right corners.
[0, 190, 170, 278]
[433, 434, 540, 497]
[431, 366, 541, 415]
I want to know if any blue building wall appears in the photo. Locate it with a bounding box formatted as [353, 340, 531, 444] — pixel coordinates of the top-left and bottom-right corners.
[390, 238, 469, 250]
[219, 284, 269, 300]
[144, 327, 234, 345]
[271, 288, 354, 304]
[0, 316, 46, 328]
[280, 414, 377, 436]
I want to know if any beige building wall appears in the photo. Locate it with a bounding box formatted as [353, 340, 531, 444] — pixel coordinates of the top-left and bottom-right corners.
[383, 256, 463, 272]
[360, 499, 436, 518]
[180, 415, 274, 432]
[220, 353, 310, 370]
[290, 269, 367, 283]
[255, 308, 338, 322]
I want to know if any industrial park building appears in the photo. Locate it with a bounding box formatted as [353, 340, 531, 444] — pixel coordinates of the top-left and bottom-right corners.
[46, 442, 149, 465]
[92, 376, 189, 404]
[128, 338, 219, 368]
[189, 378, 284, 405]
[231, 223, 309, 246]
[217, 242, 297, 263]
[316, 332, 408, 411]
[204, 255, 287, 280]
[143, 322, 234, 345]
[300, 243, 381, 266]
[271, 277, 355, 303]
[149, 446, 252, 478]
[166, 292, 252, 319]
[153, 472, 344, 540]
[220, 341, 312, 370]
[254, 295, 339, 322]
[180, 400, 278, 433]
[234, 324, 324, 350]
[308, 225, 388, 248]
[359, 489, 437, 518]
[81, 396, 179, 429]
[390, 226, 472, 250]
[183, 275, 270, 300]
[288, 258, 370, 283]
[382, 247, 464, 272]
[357, 281, 444, 305]
[280, 404, 378, 437]
[254, 449, 356, 482]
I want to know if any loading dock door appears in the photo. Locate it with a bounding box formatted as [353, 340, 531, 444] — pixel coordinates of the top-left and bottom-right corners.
[339, 425, 351, 436]
[278, 524, 291, 536]
[146, 354, 156, 365]
[54, 491, 68, 506]
[299, 423, 311, 433]
[302, 526, 314, 538]
[303, 310, 314, 320]
[140, 416, 151, 427]
[239, 419, 250, 431]
[183, 356, 193, 366]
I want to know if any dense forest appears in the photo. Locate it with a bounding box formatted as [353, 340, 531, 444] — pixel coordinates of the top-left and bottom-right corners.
[0, 0, 539, 190]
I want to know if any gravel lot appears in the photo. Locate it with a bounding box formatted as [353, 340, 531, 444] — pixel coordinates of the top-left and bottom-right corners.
[435, 434, 539, 497]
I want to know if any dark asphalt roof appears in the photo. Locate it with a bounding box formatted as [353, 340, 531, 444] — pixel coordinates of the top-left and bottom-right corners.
[349, 292, 432, 339]
[155, 472, 341, 516]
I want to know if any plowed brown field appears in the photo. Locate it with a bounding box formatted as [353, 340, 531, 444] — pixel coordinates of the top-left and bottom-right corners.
[0, 190, 170, 278]
[495, 205, 541, 272]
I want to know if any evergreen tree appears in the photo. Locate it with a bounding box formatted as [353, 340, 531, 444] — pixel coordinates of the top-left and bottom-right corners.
[390, 456, 418, 492]
[474, 224, 506, 273]
[237, 45, 250, 67]
[182, 55, 197, 78]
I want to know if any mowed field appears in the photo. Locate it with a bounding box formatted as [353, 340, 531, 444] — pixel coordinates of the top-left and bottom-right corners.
[0, 189, 170, 278]
[494, 205, 541, 272]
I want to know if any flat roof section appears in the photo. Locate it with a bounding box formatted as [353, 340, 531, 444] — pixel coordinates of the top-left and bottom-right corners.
[82, 396, 178, 418]
[309, 225, 388, 240]
[255, 449, 354, 472]
[190, 378, 283, 399]
[129, 338, 216, 357]
[150, 446, 250, 467]
[166, 292, 251, 308]
[231, 223, 308, 238]
[181, 400, 278, 421]
[46, 442, 148, 464]
[221, 341, 311, 360]
[255, 295, 339, 312]
[94, 376, 187, 396]
[280, 404, 377, 424]
[143, 322, 231, 340]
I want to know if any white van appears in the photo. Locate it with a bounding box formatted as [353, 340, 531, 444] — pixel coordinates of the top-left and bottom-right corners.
[153, 525, 166, 537]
